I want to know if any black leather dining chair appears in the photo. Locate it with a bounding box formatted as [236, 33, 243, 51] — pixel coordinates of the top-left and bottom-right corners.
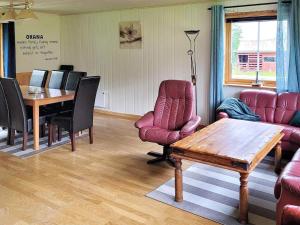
[63, 71, 87, 91]
[0, 82, 12, 145]
[48, 76, 100, 152]
[48, 70, 67, 89]
[30, 69, 48, 87]
[59, 65, 74, 72]
[0, 78, 47, 150]
[60, 71, 87, 113]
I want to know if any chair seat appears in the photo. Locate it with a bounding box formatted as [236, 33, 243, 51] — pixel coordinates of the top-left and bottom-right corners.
[139, 126, 180, 145]
[50, 111, 73, 131]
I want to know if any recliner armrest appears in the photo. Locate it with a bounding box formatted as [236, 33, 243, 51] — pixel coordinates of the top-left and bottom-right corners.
[282, 176, 300, 198]
[282, 205, 300, 225]
[135, 111, 154, 129]
[180, 116, 201, 137]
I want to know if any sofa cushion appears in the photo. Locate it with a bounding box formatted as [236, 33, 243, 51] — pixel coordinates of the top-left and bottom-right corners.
[139, 126, 180, 145]
[275, 161, 300, 199]
[280, 125, 300, 142]
[240, 90, 277, 123]
[290, 132, 300, 146]
[292, 150, 300, 162]
[275, 93, 300, 124]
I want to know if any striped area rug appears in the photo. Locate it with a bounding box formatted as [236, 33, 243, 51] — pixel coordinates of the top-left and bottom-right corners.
[0, 130, 86, 159]
[147, 156, 278, 225]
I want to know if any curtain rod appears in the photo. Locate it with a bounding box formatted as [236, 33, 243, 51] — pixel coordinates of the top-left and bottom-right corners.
[207, 1, 291, 10]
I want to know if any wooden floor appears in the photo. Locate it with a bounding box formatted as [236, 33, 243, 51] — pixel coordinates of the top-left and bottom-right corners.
[0, 114, 216, 225]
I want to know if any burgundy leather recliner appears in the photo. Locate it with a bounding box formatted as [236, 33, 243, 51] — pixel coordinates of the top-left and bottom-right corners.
[135, 80, 201, 166]
[275, 150, 300, 225]
[217, 90, 300, 153]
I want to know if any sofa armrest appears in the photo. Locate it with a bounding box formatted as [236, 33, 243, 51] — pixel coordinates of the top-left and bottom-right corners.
[180, 116, 201, 137]
[135, 111, 154, 129]
[282, 205, 300, 225]
[217, 112, 229, 120]
[282, 176, 300, 198]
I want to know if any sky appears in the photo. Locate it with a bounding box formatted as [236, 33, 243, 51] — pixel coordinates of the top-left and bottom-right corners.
[235, 20, 277, 41]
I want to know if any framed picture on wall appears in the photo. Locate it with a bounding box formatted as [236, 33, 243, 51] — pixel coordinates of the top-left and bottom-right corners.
[119, 21, 142, 49]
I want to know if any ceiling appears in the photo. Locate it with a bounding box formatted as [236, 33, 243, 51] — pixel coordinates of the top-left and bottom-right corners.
[0, 0, 211, 15]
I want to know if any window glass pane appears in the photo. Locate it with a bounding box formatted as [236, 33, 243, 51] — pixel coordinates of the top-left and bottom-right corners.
[230, 20, 277, 81]
[259, 20, 277, 81]
[231, 22, 259, 80]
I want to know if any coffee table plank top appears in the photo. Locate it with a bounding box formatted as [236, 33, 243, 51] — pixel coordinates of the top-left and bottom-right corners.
[171, 119, 284, 165]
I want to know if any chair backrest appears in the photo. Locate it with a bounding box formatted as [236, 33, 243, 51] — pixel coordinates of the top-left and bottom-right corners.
[59, 65, 74, 71]
[63, 71, 87, 91]
[48, 70, 66, 89]
[72, 76, 100, 132]
[30, 69, 48, 87]
[153, 80, 195, 131]
[0, 82, 10, 128]
[0, 78, 27, 132]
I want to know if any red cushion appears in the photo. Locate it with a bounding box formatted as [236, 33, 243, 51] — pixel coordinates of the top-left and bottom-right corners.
[280, 125, 300, 142]
[139, 126, 180, 145]
[275, 92, 300, 124]
[291, 131, 300, 146]
[275, 162, 300, 199]
[240, 90, 277, 123]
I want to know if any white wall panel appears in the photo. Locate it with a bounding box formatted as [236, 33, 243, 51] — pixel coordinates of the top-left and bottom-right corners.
[61, 3, 212, 124]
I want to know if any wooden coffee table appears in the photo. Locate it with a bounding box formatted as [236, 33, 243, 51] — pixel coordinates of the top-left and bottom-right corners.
[170, 118, 284, 224]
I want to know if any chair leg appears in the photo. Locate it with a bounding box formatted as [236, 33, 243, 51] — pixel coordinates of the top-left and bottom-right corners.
[69, 132, 76, 152]
[6, 128, 11, 145]
[89, 127, 93, 144]
[22, 132, 28, 151]
[57, 127, 62, 141]
[48, 124, 53, 147]
[53, 125, 57, 143]
[40, 124, 46, 137]
[9, 129, 15, 145]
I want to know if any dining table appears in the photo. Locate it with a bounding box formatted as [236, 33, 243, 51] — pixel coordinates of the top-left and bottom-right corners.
[20, 86, 75, 150]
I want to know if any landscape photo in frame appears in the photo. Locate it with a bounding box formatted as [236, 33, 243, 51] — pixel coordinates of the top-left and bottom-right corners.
[119, 21, 142, 49]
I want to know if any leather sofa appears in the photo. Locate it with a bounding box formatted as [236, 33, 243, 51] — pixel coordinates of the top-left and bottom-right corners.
[217, 90, 300, 153]
[275, 150, 300, 225]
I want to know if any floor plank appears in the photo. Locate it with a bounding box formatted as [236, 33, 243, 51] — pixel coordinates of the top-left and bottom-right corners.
[0, 114, 216, 225]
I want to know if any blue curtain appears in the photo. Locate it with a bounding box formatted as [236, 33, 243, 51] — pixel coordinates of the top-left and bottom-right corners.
[2, 22, 16, 78]
[276, 0, 300, 92]
[209, 5, 225, 123]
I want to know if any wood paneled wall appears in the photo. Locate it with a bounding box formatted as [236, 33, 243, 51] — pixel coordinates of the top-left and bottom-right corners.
[60, 3, 212, 124]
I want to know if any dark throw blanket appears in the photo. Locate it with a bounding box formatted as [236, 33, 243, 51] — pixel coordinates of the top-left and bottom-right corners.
[217, 97, 260, 121]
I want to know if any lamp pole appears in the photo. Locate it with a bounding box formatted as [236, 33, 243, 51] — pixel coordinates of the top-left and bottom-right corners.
[185, 30, 200, 114]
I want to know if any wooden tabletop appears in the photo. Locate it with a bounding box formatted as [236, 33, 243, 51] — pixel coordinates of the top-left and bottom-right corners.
[20, 85, 75, 151]
[171, 118, 284, 170]
[20, 86, 75, 106]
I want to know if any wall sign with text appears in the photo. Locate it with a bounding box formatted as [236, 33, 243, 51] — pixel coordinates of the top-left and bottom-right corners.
[16, 34, 59, 62]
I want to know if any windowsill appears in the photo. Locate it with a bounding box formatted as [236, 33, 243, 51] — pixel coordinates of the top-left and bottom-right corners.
[223, 83, 276, 90]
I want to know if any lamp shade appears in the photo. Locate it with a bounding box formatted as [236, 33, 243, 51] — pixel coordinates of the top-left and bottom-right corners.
[0, 8, 17, 23]
[16, 8, 37, 20]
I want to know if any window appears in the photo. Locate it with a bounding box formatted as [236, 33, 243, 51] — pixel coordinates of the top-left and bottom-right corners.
[225, 11, 277, 87]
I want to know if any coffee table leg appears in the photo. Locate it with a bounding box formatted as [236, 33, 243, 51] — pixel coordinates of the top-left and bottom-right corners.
[174, 158, 183, 202]
[239, 172, 249, 224]
[275, 141, 282, 174]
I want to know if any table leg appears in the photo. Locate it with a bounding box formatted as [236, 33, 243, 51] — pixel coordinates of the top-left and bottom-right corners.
[174, 158, 183, 202]
[275, 141, 282, 174]
[33, 103, 40, 150]
[239, 172, 249, 224]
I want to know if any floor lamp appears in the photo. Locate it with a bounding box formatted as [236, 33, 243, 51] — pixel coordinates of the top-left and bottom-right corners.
[185, 30, 200, 114]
